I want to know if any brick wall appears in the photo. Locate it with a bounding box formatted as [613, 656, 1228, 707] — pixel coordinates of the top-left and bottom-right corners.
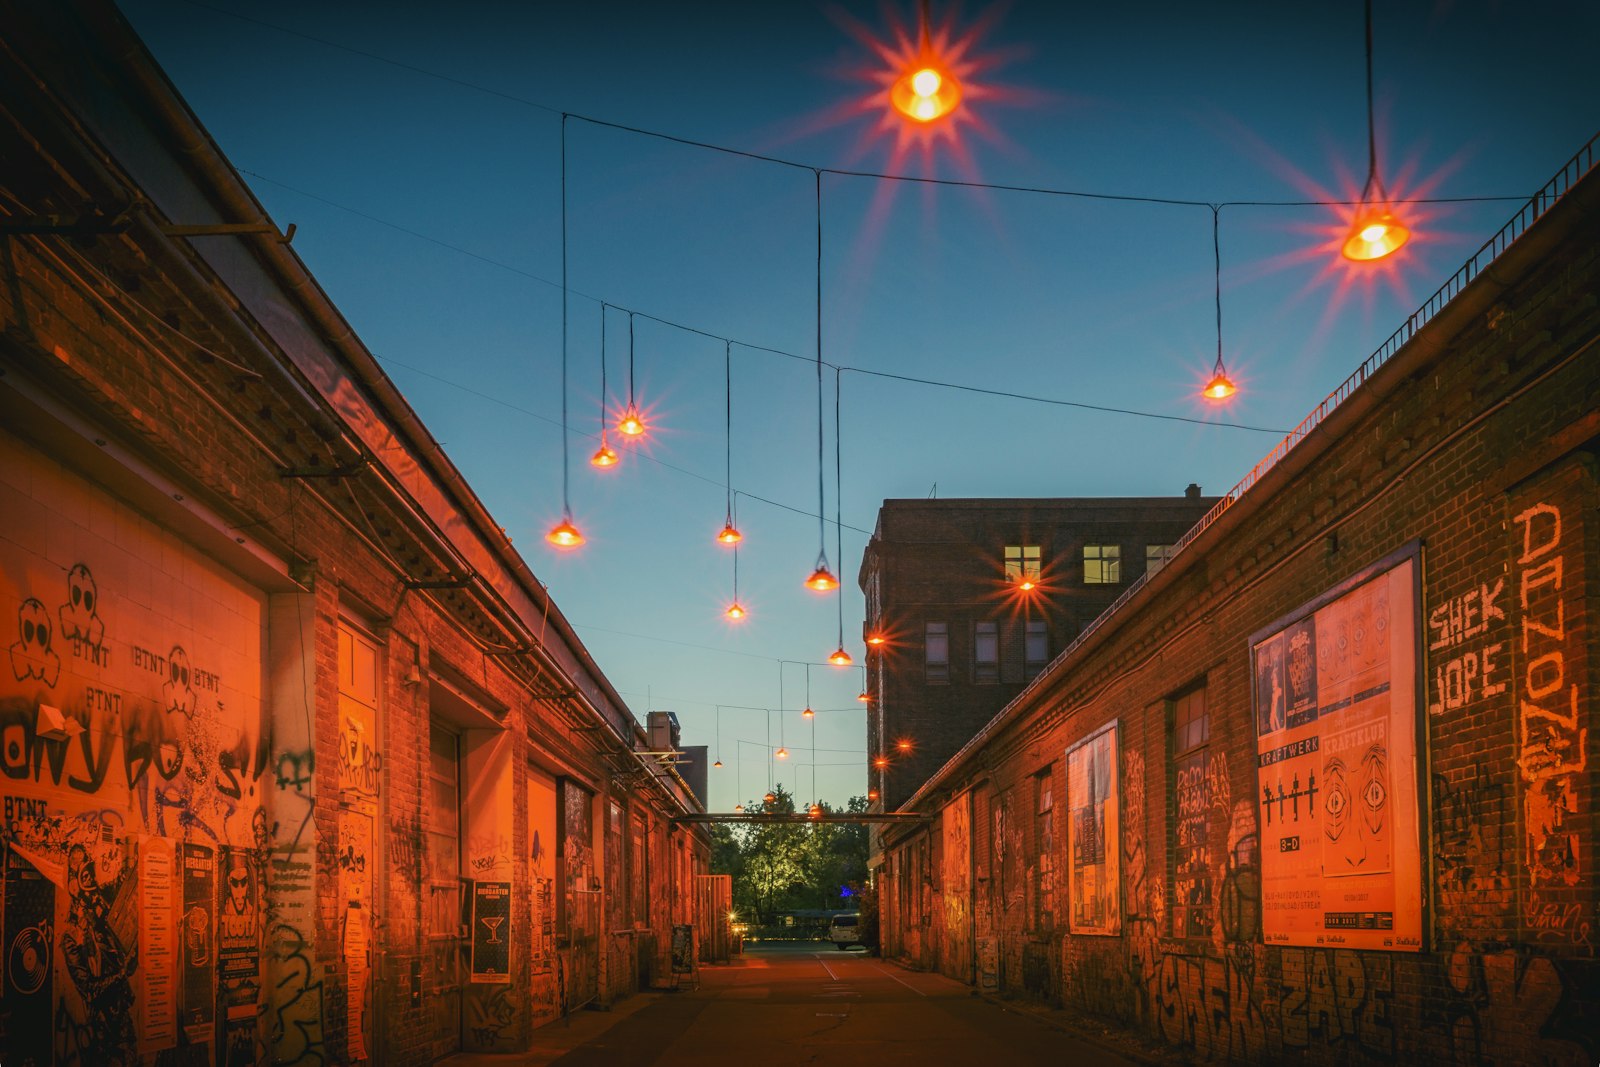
[881, 168, 1600, 1064]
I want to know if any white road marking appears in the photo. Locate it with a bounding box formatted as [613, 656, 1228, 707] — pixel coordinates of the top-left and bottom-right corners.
[874, 964, 928, 997]
[815, 954, 840, 981]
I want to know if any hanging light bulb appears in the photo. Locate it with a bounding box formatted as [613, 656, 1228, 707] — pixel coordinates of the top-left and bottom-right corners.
[1342, 210, 1410, 262]
[896, 738, 913, 752]
[809, 803, 823, 819]
[873, 756, 889, 770]
[776, 746, 789, 760]
[589, 436, 618, 468]
[618, 312, 648, 437]
[889, 3, 962, 123]
[857, 689, 870, 703]
[1201, 207, 1239, 404]
[590, 306, 620, 469]
[735, 802, 745, 812]
[717, 342, 742, 544]
[1017, 577, 1036, 592]
[828, 647, 853, 667]
[763, 791, 776, 805]
[713, 758, 723, 768]
[868, 789, 879, 802]
[802, 706, 815, 719]
[1202, 368, 1237, 400]
[866, 632, 886, 646]
[1342, 0, 1410, 263]
[725, 601, 746, 621]
[806, 561, 839, 592]
[546, 515, 584, 548]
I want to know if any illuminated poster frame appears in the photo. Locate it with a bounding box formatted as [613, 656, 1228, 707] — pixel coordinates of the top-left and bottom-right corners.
[1250, 543, 1426, 951]
[1066, 720, 1120, 936]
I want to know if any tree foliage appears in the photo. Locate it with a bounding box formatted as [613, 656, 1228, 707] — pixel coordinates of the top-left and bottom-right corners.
[712, 785, 870, 923]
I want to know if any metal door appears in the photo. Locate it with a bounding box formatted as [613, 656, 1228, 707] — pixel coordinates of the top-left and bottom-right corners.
[559, 780, 599, 1010]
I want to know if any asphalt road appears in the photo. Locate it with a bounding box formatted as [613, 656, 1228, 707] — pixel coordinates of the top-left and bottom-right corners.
[544, 941, 1141, 1067]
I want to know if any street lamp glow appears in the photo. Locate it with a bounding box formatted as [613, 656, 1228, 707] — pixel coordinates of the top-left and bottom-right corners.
[1342, 209, 1411, 261]
[545, 518, 585, 548]
[892, 62, 961, 123]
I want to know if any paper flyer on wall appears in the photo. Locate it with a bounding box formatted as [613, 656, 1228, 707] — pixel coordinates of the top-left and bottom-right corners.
[1252, 552, 1422, 951]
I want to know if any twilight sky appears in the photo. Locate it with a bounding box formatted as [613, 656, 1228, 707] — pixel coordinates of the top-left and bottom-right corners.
[119, 0, 1600, 811]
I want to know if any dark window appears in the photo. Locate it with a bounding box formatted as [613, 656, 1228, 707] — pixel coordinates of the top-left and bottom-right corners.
[974, 621, 999, 683]
[1025, 621, 1048, 675]
[1170, 686, 1211, 940]
[1033, 768, 1055, 931]
[925, 622, 949, 683]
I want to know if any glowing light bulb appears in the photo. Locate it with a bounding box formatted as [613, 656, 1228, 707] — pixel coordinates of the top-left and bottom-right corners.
[590, 438, 618, 468]
[725, 601, 746, 621]
[866, 633, 886, 646]
[873, 756, 889, 769]
[1018, 579, 1036, 592]
[717, 522, 742, 545]
[776, 747, 788, 760]
[546, 519, 584, 548]
[617, 407, 646, 437]
[806, 565, 839, 592]
[1202, 372, 1237, 401]
[802, 706, 814, 719]
[857, 690, 870, 703]
[735, 803, 744, 812]
[828, 647, 853, 667]
[868, 789, 879, 801]
[763, 791, 776, 805]
[808, 804, 822, 818]
[1342, 209, 1410, 262]
[896, 739, 912, 752]
[891, 61, 961, 123]
[713, 759, 723, 768]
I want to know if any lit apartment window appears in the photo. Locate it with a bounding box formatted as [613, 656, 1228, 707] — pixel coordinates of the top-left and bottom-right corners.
[974, 621, 999, 683]
[1146, 544, 1175, 576]
[1025, 621, 1048, 675]
[1004, 545, 1041, 584]
[1084, 544, 1121, 584]
[925, 622, 949, 683]
[1170, 685, 1211, 940]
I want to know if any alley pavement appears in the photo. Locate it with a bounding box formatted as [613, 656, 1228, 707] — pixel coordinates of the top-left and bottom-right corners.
[445, 941, 1149, 1067]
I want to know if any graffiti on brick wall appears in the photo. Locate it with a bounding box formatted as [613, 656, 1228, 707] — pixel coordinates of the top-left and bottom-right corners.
[466, 984, 516, 1049]
[2, 526, 272, 1066]
[1428, 577, 1508, 716]
[1511, 497, 1592, 952]
[1433, 764, 1511, 941]
[1424, 944, 1593, 1065]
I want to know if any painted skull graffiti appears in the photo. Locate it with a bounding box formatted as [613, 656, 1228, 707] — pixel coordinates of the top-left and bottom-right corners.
[9, 597, 61, 686]
[164, 644, 197, 718]
[58, 563, 105, 654]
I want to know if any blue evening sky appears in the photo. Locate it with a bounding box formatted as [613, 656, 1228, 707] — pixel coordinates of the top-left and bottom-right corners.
[119, 0, 1599, 811]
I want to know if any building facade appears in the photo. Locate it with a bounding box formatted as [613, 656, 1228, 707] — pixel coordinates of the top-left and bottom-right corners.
[859, 493, 1216, 812]
[878, 139, 1600, 1065]
[0, 4, 707, 1065]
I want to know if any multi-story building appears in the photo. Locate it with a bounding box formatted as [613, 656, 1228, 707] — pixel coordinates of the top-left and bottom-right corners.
[858, 491, 1217, 811]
